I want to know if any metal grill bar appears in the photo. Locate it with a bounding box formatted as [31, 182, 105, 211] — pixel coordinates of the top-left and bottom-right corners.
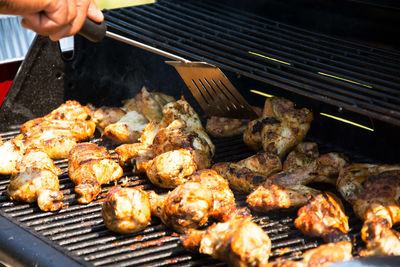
[102, 0, 400, 126]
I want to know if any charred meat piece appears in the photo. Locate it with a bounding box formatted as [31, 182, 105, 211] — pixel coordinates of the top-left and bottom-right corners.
[68, 143, 123, 204]
[247, 184, 319, 212]
[7, 151, 63, 211]
[148, 181, 214, 233]
[260, 97, 313, 159]
[337, 164, 400, 255]
[182, 216, 271, 267]
[206, 107, 262, 138]
[283, 142, 319, 172]
[212, 152, 282, 193]
[189, 169, 237, 222]
[295, 192, 349, 243]
[101, 186, 151, 234]
[265, 153, 347, 187]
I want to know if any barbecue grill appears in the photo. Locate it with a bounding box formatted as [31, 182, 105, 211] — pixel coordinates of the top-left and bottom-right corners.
[1, 0, 400, 266]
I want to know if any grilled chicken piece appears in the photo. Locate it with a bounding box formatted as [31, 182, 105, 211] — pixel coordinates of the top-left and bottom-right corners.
[148, 181, 214, 233]
[104, 110, 149, 144]
[261, 97, 313, 158]
[206, 107, 262, 138]
[265, 153, 347, 187]
[295, 192, 349, 243]
[0, 135, 24, 175]
[212, 152, 282, 193]
[101, 186, 151, 234]
[243, 117, 272, 151]
[247, 184, 319, 212]
[182, 216, 271, 267]
[19, 100, 96, 159]
[337, 164, 400, 255]
[283, 142, 319, 172]
[144, 149, 198, 188]
[7, 151, 63, 211]
[189, 169, 237, 222]
[68, 143, 123, 204]
[92, 106, 126, 133]
[140, 86, 175, 121]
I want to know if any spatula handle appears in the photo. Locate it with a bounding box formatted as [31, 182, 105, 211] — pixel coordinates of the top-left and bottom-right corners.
[79, 18, 190, 63]
[79, 18, 107, 42]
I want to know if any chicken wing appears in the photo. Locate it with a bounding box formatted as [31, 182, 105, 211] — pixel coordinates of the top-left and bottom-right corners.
[337, 164, 400, 255]
[265, 153, 347, 187]
[212, 152, 282, 193]
[295, 192, 349, 243]
[283, 142, 319, 172]
[206, 107, 262, 138]
[7, 151, 63, 211]
[182, 216, 271, 267]
[247, 184, 319, 212]
[101, 186, 151, 234]
[148, 181, 214, 233]
[68, 143, 123, 204]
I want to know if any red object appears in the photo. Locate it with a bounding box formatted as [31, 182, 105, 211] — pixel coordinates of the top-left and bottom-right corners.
[0, 61, 21, 107]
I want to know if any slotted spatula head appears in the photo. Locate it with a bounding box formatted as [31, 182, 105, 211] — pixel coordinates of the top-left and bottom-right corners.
[166, 61, 258, 120]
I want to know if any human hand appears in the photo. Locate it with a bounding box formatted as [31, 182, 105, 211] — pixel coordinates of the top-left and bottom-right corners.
[0, 0, 104, 41]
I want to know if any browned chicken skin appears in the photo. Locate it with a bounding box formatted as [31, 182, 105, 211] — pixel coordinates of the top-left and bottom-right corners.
[247, 184, 319, 212]
[243, 97, 313, 158]
[283, 142, 319, 172]
[189, 169, 236, 222]
[182, 216, 271, 267]
[68, 143, 123, 204]
[7, 151, 63, 211]
[337, 164, 400, 255]
[212, 152, 282, 193]
[0, 135, 25, 175]
[295, 192, 349, 243]
[148, 181, 214, 233]
[92, 106, 126, 133]
[101, 186, 151, 234]
[265, 153, 347, 187]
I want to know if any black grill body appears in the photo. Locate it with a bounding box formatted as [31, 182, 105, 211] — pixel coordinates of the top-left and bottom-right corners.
[0, 0, 400, 266]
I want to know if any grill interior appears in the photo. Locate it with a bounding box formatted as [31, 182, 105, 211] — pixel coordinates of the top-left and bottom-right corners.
[0, 128, 394, 267]
[1, 0, 400, 266]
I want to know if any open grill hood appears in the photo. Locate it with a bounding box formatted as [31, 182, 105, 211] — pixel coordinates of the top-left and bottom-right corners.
[0, 0, 400, 266]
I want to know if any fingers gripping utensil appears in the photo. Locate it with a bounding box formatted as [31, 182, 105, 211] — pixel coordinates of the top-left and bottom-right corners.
[79, 19, 258, 119]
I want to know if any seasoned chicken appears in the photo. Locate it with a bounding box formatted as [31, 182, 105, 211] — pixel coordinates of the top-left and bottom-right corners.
[18, 100, 96, 159]
[247, 184, 319, 212]
[140, 86, 175, 121]
[337, 164, 400, 255]
[182, 216, 271, 267]
[206, 107, 262, 138]
[265, 153, 347, 187]
[189, 169, 236, 222]
[283, 142, 319, 172]
[295, 192, 349, 243]
[7, 151, 63, 211]
[92, 106, 126, 133]
[148, 181, 214, 233]
[104, 110, 149, 144]
[101, 186, 151, 234]
[143, 149, 198, 188]
[0, 135, 24, 175]
[212, 152, 282, 193]
[68, 143, 123, 204]
[244, 97, 313, 158]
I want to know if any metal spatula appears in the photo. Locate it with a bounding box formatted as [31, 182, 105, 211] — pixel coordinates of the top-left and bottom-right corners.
[79, 19, 258, 119]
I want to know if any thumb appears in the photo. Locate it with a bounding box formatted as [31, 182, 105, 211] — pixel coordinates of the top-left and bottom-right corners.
[87, 0, 104, 22]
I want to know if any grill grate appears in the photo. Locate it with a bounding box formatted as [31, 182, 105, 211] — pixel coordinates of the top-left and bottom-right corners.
[0, 127, 396, 266]
[102, 0, 400, 126]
